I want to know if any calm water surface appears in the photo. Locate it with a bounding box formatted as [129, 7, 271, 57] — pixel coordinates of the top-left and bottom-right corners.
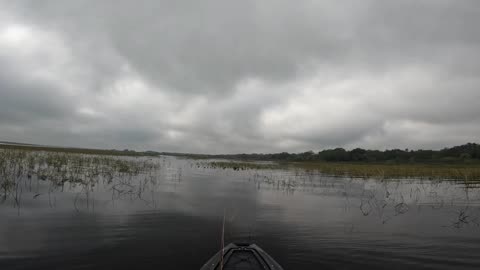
[1, 156, 480, 269]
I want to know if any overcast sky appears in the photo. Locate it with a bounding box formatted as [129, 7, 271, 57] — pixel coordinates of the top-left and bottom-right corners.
[0, 0, 479, 153]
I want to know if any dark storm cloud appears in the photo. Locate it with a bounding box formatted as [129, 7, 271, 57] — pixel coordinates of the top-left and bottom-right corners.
[0, 0, 480, 153]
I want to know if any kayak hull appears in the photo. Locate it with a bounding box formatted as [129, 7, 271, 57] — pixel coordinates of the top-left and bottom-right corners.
[200, 243, 284, 270]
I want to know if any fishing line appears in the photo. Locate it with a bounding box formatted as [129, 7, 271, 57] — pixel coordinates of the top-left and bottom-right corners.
[220, 207, 226, 270]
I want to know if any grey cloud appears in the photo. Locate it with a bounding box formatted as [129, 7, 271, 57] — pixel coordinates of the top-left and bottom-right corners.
[6, 1, 480, 89]
[0, 0, 480, 153]
[5, 0, 352, 93]
[0, 59, 73, 125]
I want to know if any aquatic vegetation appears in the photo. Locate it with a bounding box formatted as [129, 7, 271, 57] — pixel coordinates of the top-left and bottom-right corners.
[203, 160, 480, 182]
[199, 161, 280, 171]
[0, 143, 160, 157]
[295, 162, 480, 182]
[1, 148, 479, 231]
[0, 148, 162, 213]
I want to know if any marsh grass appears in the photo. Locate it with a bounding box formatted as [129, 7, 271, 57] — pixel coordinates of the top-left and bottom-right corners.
[0, 143, 159, 156]
[0, 148, 161, 213]
[200, 161, 280, 171]
[296, 162, 480, 181]
[203, 160, 480, 182]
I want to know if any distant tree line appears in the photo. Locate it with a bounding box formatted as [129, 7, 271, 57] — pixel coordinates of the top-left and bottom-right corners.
[0, 143, 159, 157]
[168, 143, 480, 163]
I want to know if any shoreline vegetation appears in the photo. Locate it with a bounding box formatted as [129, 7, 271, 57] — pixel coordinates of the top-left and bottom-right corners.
[201, 161, 480, 182]
[171, 143, 480, 181]
[0, 142, 159, 157]
[165, 143, 480, 163]
[1, 141, 479, 181]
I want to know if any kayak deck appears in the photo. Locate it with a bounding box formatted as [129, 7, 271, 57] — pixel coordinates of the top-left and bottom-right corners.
[200, 243, 284, 270]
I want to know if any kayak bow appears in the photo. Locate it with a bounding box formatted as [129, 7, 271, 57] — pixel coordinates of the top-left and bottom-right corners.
[200, 243, 284, 270]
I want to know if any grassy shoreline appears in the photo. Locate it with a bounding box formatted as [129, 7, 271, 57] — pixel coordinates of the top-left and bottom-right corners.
[2, 143, 479, 181]
[201, 160, 480, 181]
[293, 161, 480, 181]
[0, 143, 160, 157]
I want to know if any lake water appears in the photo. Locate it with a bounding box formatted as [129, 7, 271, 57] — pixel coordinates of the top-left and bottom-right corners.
[1, 156, 480, 269]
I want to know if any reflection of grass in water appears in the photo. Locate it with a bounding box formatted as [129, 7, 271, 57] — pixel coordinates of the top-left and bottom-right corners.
[206, 160, 480, 227]
[203, 160, 480, 182]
